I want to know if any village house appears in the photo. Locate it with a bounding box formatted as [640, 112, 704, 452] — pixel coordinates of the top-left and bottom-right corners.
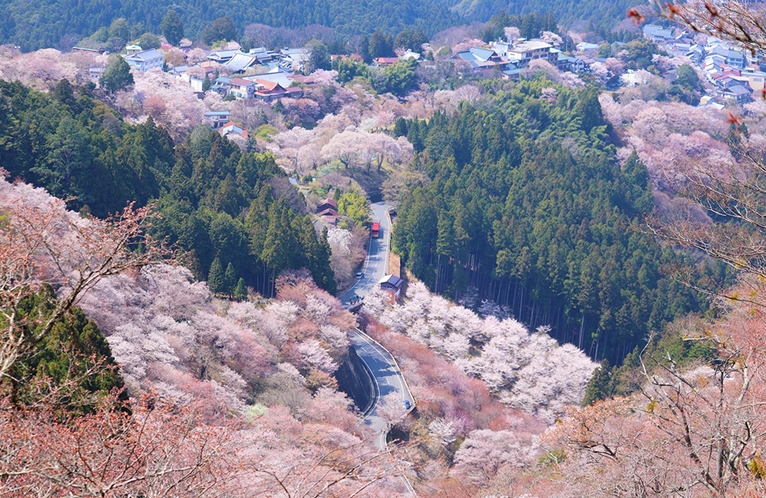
[204, 110, 231, 129]
[707, 45, 746, 69]
[506, 41, 555, 67]
[224, 53, 260, 74]
[316, 198, 338, 214]
[123, 49, 164, 72]
[555, 51, 588, 72]
[575, 42, 599, 52]
[643, 24, 675, 43]
[315, 198, 339, 225]
[718, 84, 752, 104]
[250, 46, 276, 63]
[253, 79, 286, 101]
[373, 57, 400, 67]
[288, 74, 316, 86]
[207, 50, 240, 64]
[400, 50, 420, 61]
[280, 48, 310, 72]
[228, 78, 256, 99]
[219, 121, 248, 139]
[379, 274, 403, 298]
[739, 68, 766, 93]
[502, 67, 525, 80]
[455, 47, 510, 72]
[210, 76, 232, 96]
[89, 66, 105, 85]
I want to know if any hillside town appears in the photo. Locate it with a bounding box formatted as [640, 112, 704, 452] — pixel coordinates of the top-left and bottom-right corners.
[72, 18, 761, 148]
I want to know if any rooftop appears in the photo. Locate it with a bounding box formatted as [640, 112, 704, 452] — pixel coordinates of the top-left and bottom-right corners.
[225, 53, 259, 72]
[511, 40, 552, 52]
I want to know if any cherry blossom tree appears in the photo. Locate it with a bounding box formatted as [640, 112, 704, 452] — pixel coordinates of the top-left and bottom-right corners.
[450, 429, 541, 487]
[549, 294, 766, 497]
[364, 282, 596, 423]
[0, 175, 165, 383]
[0, 393, 236, 496]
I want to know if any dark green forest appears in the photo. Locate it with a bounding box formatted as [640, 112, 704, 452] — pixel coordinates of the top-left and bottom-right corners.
[452, 0, 641, 36]
[7, 285, 127, 415]
[392, 79, 723, 364]
[0, 80, 335, 296]
[1, 0, 642, 51]
[0, 0, 458, 51]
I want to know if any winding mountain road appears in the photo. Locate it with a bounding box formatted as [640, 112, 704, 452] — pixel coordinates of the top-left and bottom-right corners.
[339, 202, 415, 446]
[339, 202, 392, 306]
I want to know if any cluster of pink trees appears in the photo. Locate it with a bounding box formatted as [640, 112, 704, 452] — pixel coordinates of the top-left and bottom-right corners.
[363, 282, 596, 423]
[266, 101, 415, 177]
[0, 174, 165, 383]
[77, 266, 358, 418]
[326, 226, 368, 288]
[113, 69, 209, 139]
[540, 287, 766, 497]
[0, 47, 106, 90]
[599, 93, 739, 189]
[363, 317, 546, 492]
[0, 176, 424, 496]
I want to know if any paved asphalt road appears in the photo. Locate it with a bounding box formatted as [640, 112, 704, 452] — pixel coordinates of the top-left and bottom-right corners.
[337, 202, 415, 448]
[349, 330, 415, 450]
[338, 202, 416, 493]
[338, 202, 391, 305]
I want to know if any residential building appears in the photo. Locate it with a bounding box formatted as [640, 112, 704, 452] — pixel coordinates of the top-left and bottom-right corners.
[740, 68, 766, 93]
[89, 66, 105, 84]
[123, 49, 164, 72]
[718, 84, 751, 104]
[708, 45, 746, 68]
[219, 121, 249, 139]
[576, 42, 599, 52]
[224, 53, 260, 74]
[245, 70, 293, 89]
[455, 47, 510, 72]
[210, 76, 232, 96]
[280, 48, 310, 72]
[249, 46, 276, 63]
[643, 24, 675, 42]
[400, 50, 420, 61]
[229, 78, 256, 99]
[207, 50, 240, 64]
[253, 79, 286, 101]
[316, 199, 338, 213]
[686, 45, 705, 65]
[502, 68, 525, 80]
[373, 57, 400, 67]
[507, 41, 555, 67]
[204, 111, 231, 129]
[379, 274, 403, 298]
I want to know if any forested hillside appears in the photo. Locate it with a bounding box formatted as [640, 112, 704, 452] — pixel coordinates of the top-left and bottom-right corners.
[392, 79, 723, 364]
[452, 0, 640, 34]
[0, 80, 334, 296]
[0, 0, 458, 51]
[1, 0, 643, 51]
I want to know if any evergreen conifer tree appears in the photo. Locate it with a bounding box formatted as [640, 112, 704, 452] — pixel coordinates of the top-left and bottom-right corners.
[224, 262, 236, 296]
[582, 359, 614, 406]
[233, 277, 248, 301]
[208, 257, 225, 294]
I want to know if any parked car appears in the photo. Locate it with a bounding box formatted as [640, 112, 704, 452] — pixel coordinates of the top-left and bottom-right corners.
[355, 271, 364, 278]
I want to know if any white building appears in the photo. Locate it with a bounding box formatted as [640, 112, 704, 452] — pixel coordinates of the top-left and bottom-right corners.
[123, 49, 164, 72]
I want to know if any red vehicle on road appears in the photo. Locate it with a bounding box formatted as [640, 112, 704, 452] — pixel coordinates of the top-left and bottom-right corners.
[371, 221, 380, 238]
